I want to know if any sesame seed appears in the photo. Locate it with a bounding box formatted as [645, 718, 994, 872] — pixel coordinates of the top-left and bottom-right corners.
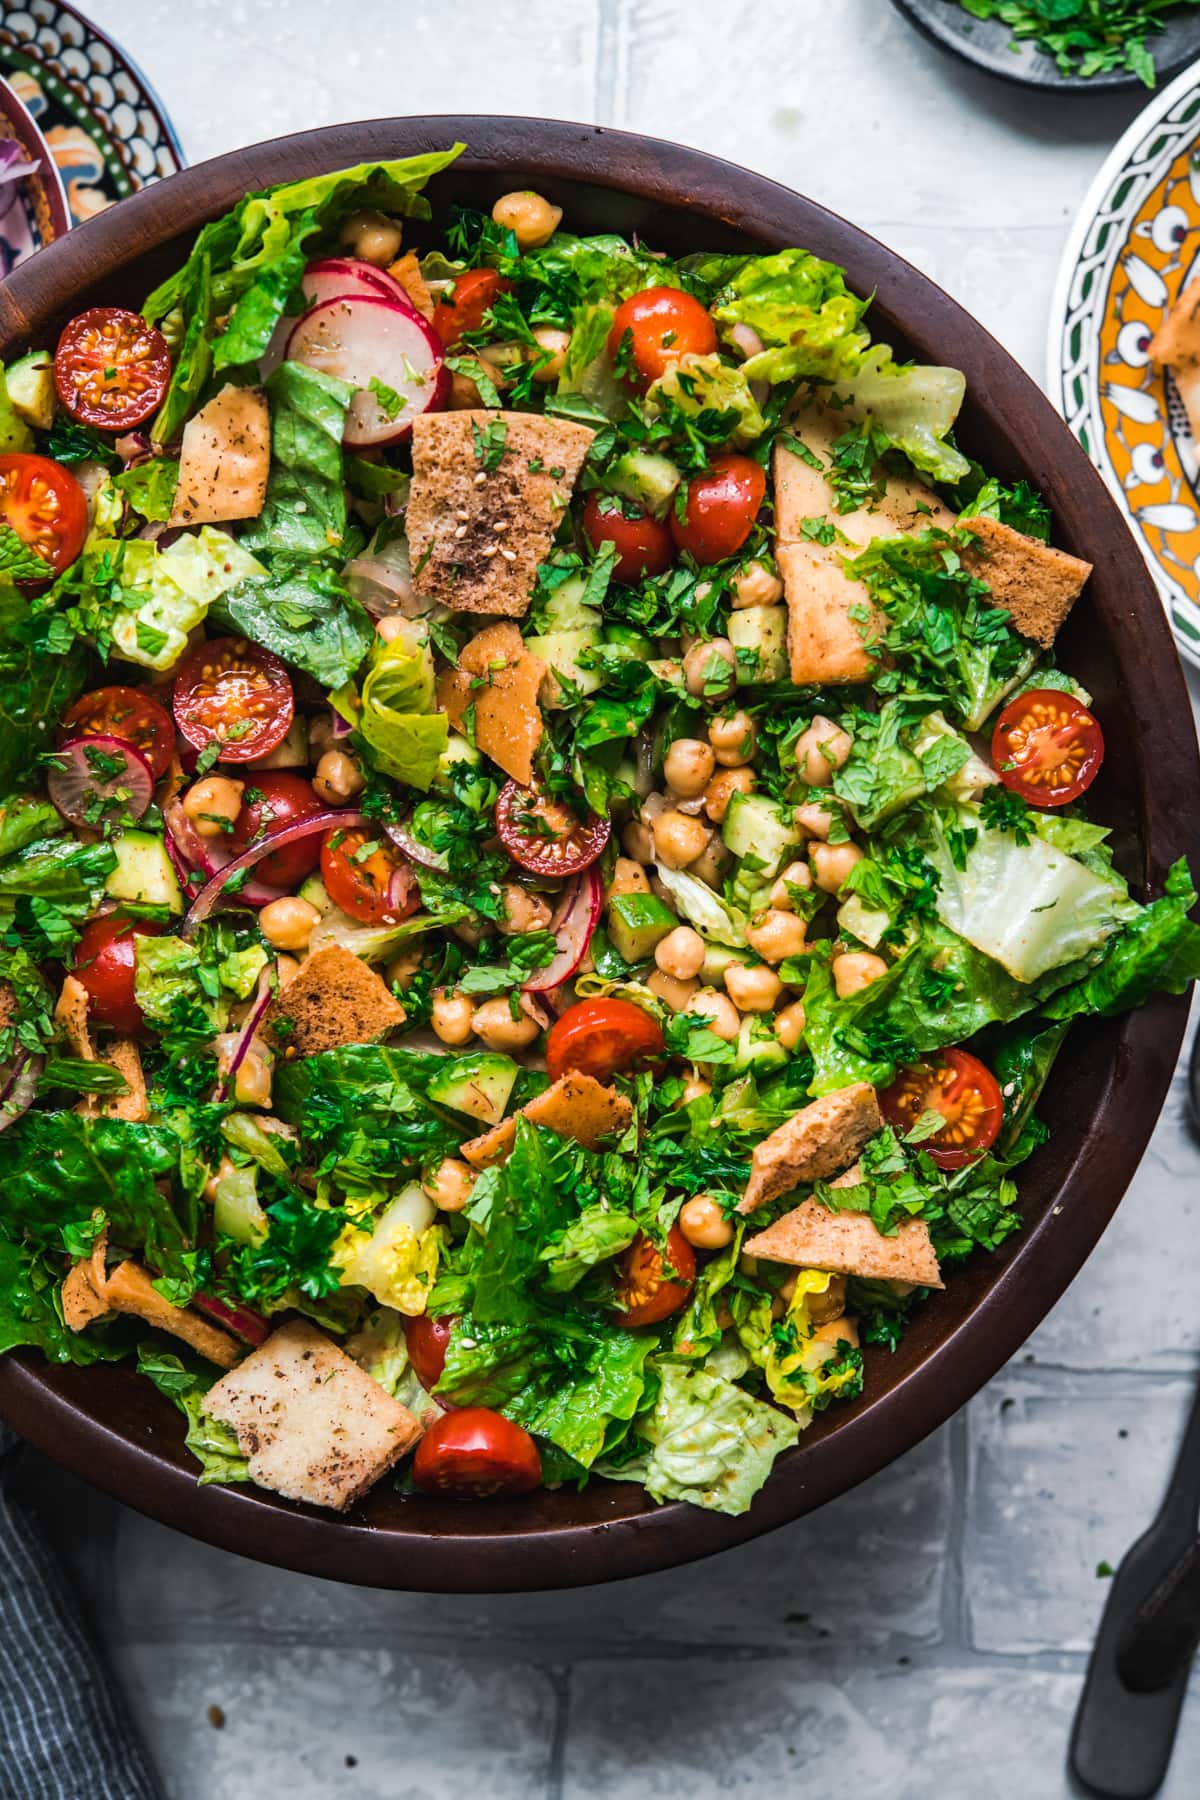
[482, 545, 498, 558]
[473, 471, 487, 486]
[453, 524, 468, 539]
[500, 548, 517, 562]
[492, 520, 508, 533]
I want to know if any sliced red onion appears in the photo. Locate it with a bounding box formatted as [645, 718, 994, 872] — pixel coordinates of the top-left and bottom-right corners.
[213, 966, 277, 1101]
[384, 817, 449, 873]
[520, 992, 557, 1031]
[48, 735, 154, 830]
[189, 1291, 270, 1347]
[343, 553, 415, 618]
[523, 867, 603, 994]
[331, 705, 354, 740]
[116, 430, 153, 467]
[0, 1052, 41, 1134]
[166, 795, 290, 911]
[0, 140, 37, 191]
[182, 809, 367, 936]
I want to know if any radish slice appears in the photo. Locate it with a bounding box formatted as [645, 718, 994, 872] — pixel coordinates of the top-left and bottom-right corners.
[48, 735, 154, 830]
[0, 1052, 41, 1134]
[190, 1291, 270, 1347]
[286, 295, 448, 447]
[303, 257, 412, 310]
[523, 868, 603, 993]
[183, 808, 368, 936]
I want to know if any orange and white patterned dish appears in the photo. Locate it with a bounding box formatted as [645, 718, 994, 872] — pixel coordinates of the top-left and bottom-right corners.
[1052, 64, 1200, 672]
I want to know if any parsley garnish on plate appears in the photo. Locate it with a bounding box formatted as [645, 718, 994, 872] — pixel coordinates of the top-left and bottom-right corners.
[955, 0, 1200, 86]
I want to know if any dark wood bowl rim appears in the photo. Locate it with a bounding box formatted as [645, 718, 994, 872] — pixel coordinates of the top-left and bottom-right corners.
[0, 115, 1194, 1593]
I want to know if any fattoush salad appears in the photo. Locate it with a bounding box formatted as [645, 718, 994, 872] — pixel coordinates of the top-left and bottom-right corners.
[0, 147, 1195, 1519]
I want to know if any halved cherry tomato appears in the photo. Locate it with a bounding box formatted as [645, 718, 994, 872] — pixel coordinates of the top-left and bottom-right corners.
[607, 286, 717, 389]
[172, 638, 294, 764]
[412, 1406, 542, 1498]
[0, 453, 88, 577]
[582, 493, 674, 585]
[670, 454, 766, 564]
[431, 268, 514, 347]
[320, 826, 419, 927]
[991, 688, 1104, 808]
[54, 306, 170, 431]
[71, 914, 164, 1037]
[403, 1313, 456, 1392]
[495, 779, 611, 878]
[61, 685, 175, 781]
[229, 772, 324, 888]
[545, 996, 664, 1085]
[613, 1222, 696, 1327]
[880, 1046, 1004, 1172]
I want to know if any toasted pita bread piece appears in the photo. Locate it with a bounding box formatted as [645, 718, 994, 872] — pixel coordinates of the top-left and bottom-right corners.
[206, 1320, 421, 1512]
[265, 945, 405, 1059]
[387, 251, 435, 321]
[408, 411, 594, 618]
[1149, 276, 1200, 370]
[61, 1261, 110, 1331]
[738, 1082, 882, 1215]
[53, 975, 150, 1121]
[100, 1261, 240, 1366]
[461, 1072, 633, 1169]
[772, 410, 955, 685]
[169, 383, 269, 528]
[959, 515, 1091, 651]
[437, 620, 546, 787]
[745, 1197, 943, 1288]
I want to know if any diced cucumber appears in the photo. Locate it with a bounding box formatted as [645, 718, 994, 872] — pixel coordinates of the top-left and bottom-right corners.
[298, 873, 335, 916]
[734, 1013, 789, 1075]
[722, 791, 799, 874]
[5, 350, 54, 432]
[433, 729, 490, 806]
[427, 1051, 519, 1125]
[603, 624, 654, 663]
[541, 572, 603, 633]
[105, 830, 183, 914]
[837, 892, 891, 951]
[0, 360, 33, 453]
[604, 449, 682, 520]
[728, 605, 788, 684]
[247, 715, 308, 770]
[525, 627, 602, 703]
[607, 892, 677, 964]
[700, 941, 752, 985]
[213, 1166, 268, 1246]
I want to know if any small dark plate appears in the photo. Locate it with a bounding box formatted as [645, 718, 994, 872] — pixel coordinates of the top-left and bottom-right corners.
[892, 0, 1200, 92]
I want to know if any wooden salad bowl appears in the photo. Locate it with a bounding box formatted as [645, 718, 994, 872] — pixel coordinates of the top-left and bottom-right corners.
[0, 117, 1195, 1592]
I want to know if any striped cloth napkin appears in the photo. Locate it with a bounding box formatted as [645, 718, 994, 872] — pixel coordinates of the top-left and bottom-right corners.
[0, 1427, 163, 1800]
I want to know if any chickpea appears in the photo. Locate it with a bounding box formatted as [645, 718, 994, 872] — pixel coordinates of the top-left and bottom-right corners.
[339, 208, 403, 266]
[683, 637, 738, 702]
[688, 835, 731, 890]
[745, 908, 808, 965]
[471, 996, 542, 1052]
[258, 896, 321, 952]
[679, 1074, 711, 1106]
[812, 842, 864, 894]
[769, 860, 813, 910]
[647, 968, 700, 1012]
[774, 998, 807, 1051]
[622, 819, 655, 865]
[832, 951, 889, 998]
[607, 857, 651, 902]
[386, 945, 424, 992]
[708, 710, 757, 768]
[182, 775, 244, 839]
[809, 1314, 861, 1353]
[530, 326, 570, 382]
[809, 1275, 848, 1327]
[313, 749, 365, 806]
[679, 1194, 734, 1251]
[652, 809, 711, 871]
[376, 613, 412, 644]
[731, 559, 784, 609]
[724, 962, 783, 1013]
[794, 800, 837, 841]
[274, 955, 302, 988]
[703, 766, 755, 824]
[421, 1157, 476, 1214]
[663, 736, 716, 799]
[655, 925, 707, 981]
[432, 989, 475, 1047]
[499, 883, 553, 936]
[685, 987, 740, 1041]
[794, 715, 854, 787]
[492, 189, 563, 251]
[233, 1046, 272, 1109]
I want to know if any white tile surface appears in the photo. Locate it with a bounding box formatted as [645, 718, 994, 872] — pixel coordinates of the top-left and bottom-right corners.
[19, 0, 1200, 1794]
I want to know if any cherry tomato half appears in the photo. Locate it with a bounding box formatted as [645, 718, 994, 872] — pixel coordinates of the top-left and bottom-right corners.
[0, 453, 88, 578]
[412, 1406, 542, 1498]
[880, 1046, 1004, 1172]
[991, 688, 1105, 808]
[431, 268, 514, 347]
[71, 913, 164, 1037]
[545, 996, 664, 1085]
[670, 454, 766, 565]
[403, 1313, 455, 1392]
[582, 493, 674, 585]
[607, 286, 717, 389]
[229, 772, 324, 889]
[54, 306, 170, 431]
[613, 1222, 696, 1327]
[320, 826, 419, 927]
[61, 685, 175, 782]
[495, 779, 611, 878]
[172, 638, 294, 764]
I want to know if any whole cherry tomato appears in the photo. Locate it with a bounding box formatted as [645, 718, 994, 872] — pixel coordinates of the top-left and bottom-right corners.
[412, 1406, 542, 1498]
[670, 454, 766, 564]
[71, 914, 164, 1037]
[607, 286, 717, 388]
[582, 493, 674, 585]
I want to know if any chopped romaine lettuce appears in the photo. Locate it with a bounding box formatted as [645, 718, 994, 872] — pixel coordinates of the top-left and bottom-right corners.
[358, 631, 448, 791]
[637, 1364, 800, 1515]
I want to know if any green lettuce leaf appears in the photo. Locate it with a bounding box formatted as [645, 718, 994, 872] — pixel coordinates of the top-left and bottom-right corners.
[646, 354, 766, 444]
[113, 457, 180, 524]
[700, 248, 871, 384]
[0, 585, 87, 797]
[136, 1344, 251, 1484]
[240, 360, 353, 559]
[0, 1227, 128, 1365]
[539, 1202, 639, 1292]
[93, 528, 266, 671]
[215, 564, 373, 690]
[832, 345, 970, 485]
[1042, 857, 1200, 1020]
[359, 632, 448, 791]
[637, 1364, 799, 1515]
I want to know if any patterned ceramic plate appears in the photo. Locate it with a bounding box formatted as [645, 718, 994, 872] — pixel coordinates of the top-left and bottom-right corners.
[0, 0, 183, 230]
[1050, 62, 1200, 671]
[0, 67, 67, 275]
